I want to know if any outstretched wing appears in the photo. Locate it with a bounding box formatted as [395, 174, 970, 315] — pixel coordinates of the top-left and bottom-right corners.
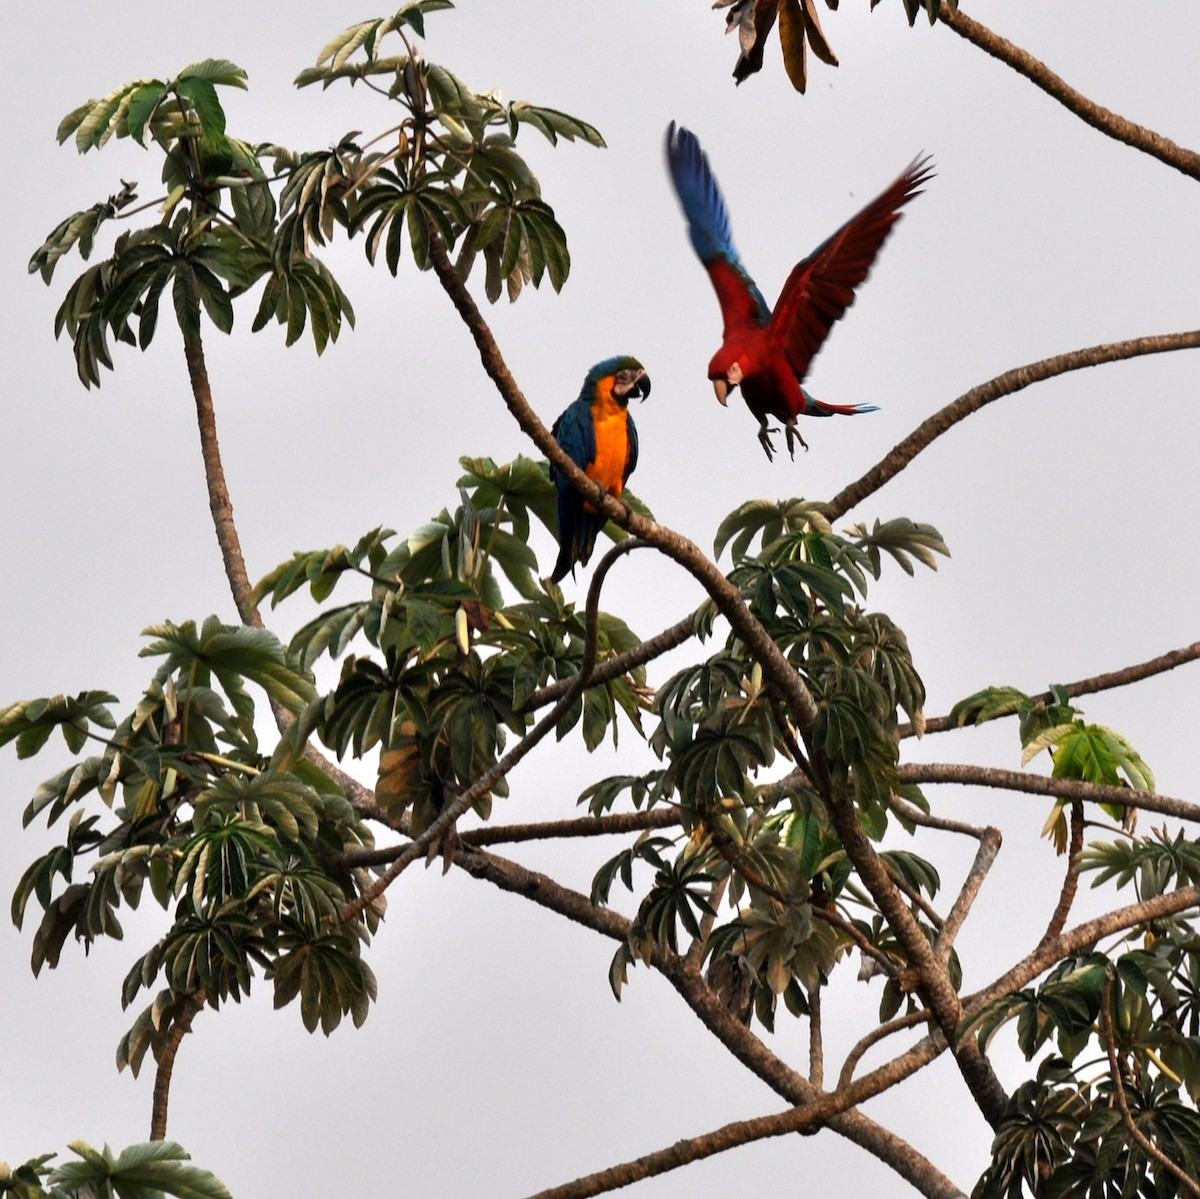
[666, 122, 771, 335]
[771, 155, 934, 379]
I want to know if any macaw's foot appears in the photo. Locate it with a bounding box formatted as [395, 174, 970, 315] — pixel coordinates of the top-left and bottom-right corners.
[784, 422, 809, 459]
[757, 422, 780, 462]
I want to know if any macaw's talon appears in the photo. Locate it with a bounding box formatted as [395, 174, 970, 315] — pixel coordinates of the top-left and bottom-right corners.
[758, 423, 778, 462]
[784, 424, 808, 459]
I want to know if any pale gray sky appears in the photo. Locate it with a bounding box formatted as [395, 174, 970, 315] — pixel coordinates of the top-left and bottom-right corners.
[3, 3, 1199, 1195]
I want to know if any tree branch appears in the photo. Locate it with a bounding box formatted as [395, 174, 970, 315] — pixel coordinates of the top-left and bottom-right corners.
[1099, 966, 1200, 1198]
[149, 990, 204, 1142]
[523, 612, 698, 712]
[838, 1009, 934, 1091]
[1038, 800, 1084, 947]
[453, 841, 961, 1197]
[965, 888, 1200, 1014]
[827, 331, 1200, 521]
[183, 335, 260, 626]
[338, 538, 645, 922]
[939, 8, 1200, 182]
[908, 637, 1200, 739]
[935, 826, 1002, 964]
[899, 761, 1200, 824]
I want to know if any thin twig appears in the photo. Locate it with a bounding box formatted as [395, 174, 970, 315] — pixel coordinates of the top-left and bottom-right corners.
[935, 828, 1002, 963]
[939, 8, 1200, 182]
[809, 982, 824, 1089]
[1038, 800, 1085, 948]
[1099, 966, 1200, 1197]
[838, 1009, 934, 1091]
[887, 791, 988, 839]
[827, 331, 1200, 521]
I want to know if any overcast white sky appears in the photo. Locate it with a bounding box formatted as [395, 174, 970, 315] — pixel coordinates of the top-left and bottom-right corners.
[3, 2, 1199, 1195]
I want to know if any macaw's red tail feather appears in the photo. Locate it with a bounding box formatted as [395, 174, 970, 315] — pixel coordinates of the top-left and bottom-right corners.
[798, 394, 880, 418]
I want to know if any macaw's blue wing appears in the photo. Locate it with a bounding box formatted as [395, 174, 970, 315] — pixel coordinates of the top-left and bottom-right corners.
[665, 121, 770, 333]
[550, 398, 603, 583]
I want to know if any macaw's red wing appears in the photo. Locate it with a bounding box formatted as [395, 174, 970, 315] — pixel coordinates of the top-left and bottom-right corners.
[770, 155, 934, 380]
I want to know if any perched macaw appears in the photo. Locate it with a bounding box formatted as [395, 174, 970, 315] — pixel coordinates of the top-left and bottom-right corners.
[550, 356, 650, 583]
[666, 122, 933, 461]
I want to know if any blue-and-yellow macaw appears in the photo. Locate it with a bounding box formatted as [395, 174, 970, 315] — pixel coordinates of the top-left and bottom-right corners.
[550, 356, 650, 583]
[666, 122, 932, 461]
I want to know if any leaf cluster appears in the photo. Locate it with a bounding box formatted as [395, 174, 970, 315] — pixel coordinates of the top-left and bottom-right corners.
[254, 461, 650, 836]
[6, 618, 379, 1056]
[30, 4, 605, 387]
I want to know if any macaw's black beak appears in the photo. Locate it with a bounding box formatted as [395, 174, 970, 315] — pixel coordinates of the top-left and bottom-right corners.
[632, 373, 651, 402]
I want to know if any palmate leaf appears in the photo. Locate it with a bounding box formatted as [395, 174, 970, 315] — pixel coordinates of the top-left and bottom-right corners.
[506, 102, 605, 147]
[28, 181, 139, 284]
[0, 691, 118, 759]
[48, 1141, 232, 1199]
[949, 684, 1028, 728]
[712, 497, 833, 563]
[140, 617, 317, 719]
[846, 517, 949, 577]
[269, 926, 378, 1035]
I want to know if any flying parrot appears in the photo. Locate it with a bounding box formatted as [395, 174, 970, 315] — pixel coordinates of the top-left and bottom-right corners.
[665, 122, 933, 461]
[550, 356, 650, 583]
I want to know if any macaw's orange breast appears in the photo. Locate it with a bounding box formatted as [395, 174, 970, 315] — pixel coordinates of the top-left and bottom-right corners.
[586, 381, 632, 501]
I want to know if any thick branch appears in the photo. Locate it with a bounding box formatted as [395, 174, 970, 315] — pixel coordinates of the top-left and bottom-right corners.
[827, 331, 1200, 521]
[899, 761, 1200, 824]
[822, 786, 1009, 1124]
[149, 992, 203, 1141]
[939, 8, 1200, 182]
[965, 888, 1200, 1014]
[910, 638, 1200, 739]
[454, 842, 960, 1197]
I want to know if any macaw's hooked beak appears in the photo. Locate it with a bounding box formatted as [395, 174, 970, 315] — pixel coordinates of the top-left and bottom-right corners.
[712, 378, 731, 406]
[615, 369, 651, 403]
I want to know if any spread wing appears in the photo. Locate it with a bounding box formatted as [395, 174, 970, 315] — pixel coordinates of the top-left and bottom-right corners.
[771, 155, 934, 379]
[666, 121, 771, 335]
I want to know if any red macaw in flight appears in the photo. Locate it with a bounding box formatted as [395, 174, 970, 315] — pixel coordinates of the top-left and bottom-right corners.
[550, 356, 650, 583]
[666, 122, 932, 461]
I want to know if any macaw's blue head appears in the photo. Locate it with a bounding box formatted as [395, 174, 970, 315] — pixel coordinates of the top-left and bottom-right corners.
[582, 355, 651, 406]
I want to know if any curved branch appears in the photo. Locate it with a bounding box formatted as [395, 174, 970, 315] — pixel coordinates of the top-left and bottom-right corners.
[935, 827, 1002, 963]
[838, 1009, 934, 1091]
[454, 841, 960, 1197]
[899, 761, 1200, 824]
[939, 8, 1200, 182]
[827, 331, 1200, 521]
[338, 538, 645, 922]
[1100, 966, 1200, 1198]
[887, 790, 988, 839]
[909, 637, 1200, 738]
[965, 887, 1200, 1014]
